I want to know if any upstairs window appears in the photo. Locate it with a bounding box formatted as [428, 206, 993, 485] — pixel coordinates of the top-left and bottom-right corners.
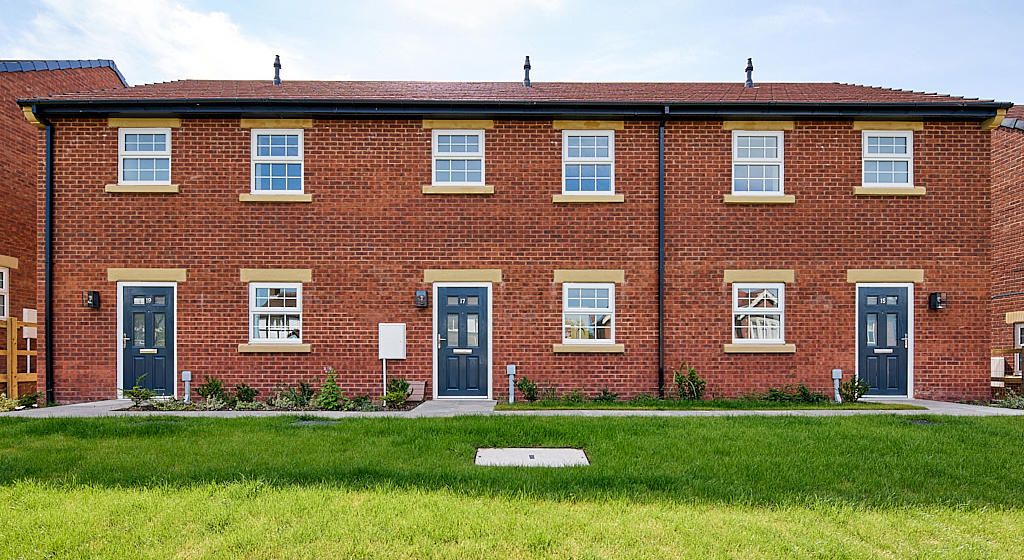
[0, 267, 7, 320]
[732, 283, 785, 344]
[732, 131, 784, 194]
[432, 130, 484, 186]
[862, 131, 913, 187]
[249, 282, 302, 343]
[118, 128, 171, 185]
[562, 130, 614, 194]
[562, 283, 615, 344]
[251, 130, 304, 193]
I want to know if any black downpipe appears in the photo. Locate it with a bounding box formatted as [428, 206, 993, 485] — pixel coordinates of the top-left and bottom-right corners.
[657, 109, 666, 398]
[35, 106, 55, 404]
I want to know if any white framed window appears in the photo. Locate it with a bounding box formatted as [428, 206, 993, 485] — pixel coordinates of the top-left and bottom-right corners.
[862, 130, 913, 187]
[251, 129, 304, 193]
[0, 267, 8, 320]
[432, 130, 484, 186]
[118, 128, 171, 185]
[732, 283, 785, 344]
[732, 130, 784, 194]
[248, 282, 302, 343]
[1015, 323, 1024, 373]
[562, 283, 615, 344]
[562, 130, 614, 194]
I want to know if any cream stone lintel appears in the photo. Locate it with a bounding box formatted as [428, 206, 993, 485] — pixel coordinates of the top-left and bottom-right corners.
[723, 344, 796, 354]
[552, 194, 625, 203]
[238, 193, 312, 203]
[240, 118, 313, 129]
[238, 344, 312, 353]
[722, 120, 795, 131]
[108, 118, 181, 128]
[722, 194, 796, 204]
[552, 344, 625, 353]
[424, 269, 502, 283]
[1005, 311, 1024, 325]
[421, 185, 494, 194]
[852, 121, 924, 131]
[981, 109, 1007, 131]
[853, 187, 926, 196]
[553, 270, 624, 283]
[107, 268, 187, 282]
[240, 269, 312, 283]
[846, 269, 924, 283]
[105, 184, 180, 193]
[723, 269, 794, 283]
[421, 119, 494, 129]
[0, 255, 19, 269]
[552, 120, 625, 130]
[22, 107, 45, 129]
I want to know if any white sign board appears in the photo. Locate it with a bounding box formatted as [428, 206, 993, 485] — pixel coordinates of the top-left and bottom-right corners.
[378, 323, 407, 360]
[23, 309, 37, 323]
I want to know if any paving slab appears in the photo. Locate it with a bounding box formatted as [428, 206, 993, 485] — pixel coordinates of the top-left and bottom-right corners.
[475, 447, 590, 467]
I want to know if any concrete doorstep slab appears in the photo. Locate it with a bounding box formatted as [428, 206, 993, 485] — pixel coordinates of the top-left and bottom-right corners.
[475, 447, 590, 467]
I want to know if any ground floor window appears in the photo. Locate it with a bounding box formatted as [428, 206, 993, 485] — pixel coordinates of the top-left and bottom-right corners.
[562, 282, 615, 344]
[1015, 323, 1024, 373]
[0, 267, 8, 319]
[249, 282, 302, 343]
[732, 283, 784, 343]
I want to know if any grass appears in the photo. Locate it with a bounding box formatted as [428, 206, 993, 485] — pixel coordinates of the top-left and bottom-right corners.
[495, 398, 924, 411]
[0, 415, 1022, 558]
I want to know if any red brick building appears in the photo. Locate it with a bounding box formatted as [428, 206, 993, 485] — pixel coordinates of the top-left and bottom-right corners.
[0, 60, 125, 396]
[19, 76, 1008, 403]
[991, 105, 1024, 374]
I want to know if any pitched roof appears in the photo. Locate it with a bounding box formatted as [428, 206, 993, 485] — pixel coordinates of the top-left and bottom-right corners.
[1001, 105, 1024, 131]
[27, 79, 999, 105]
[0, 59, 127, 87]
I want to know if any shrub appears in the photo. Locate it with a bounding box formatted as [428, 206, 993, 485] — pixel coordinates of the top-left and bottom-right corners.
[0, 393, 17, 412]
[196, 396, 228, 411]
[539, 386, 558, 402]
[234, 400, 266, 411]
[316, 373, 345, 411]
[123, 375, 157, 407]
[277, 381, 316, 408]
[383, 377, 410, 408]
[562, 389, 585, 403]
[628, 392, 658, 406]
[592, 388, 619, 402]
[196, 376, 227, 402]
[345, 395, 376, 411]
[233, 383, 259, 403]
[839, 379, 871, 403]
[514, 376, 538, 402]
[269, 394, 295, 410]
[673, 363, 706, 400]
[16, 391, 41, 408]
[152, 398, 189, 411]
[993, 389, 1024, 409]
[747, 384, 830, 404]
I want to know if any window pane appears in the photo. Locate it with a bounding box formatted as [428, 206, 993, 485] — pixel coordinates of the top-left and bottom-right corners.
[447, 296, 459, 306]
[467, 314, 479, 347]
[734, 165, 780, 192]
[735, 287, 779, 309]
[133, 313, 146, 346]
[447, 313, 459, 346]
[154, 313, 165, 347]
[467, 296, 479, 306]
[0, 294, 5, 319]
[564, 313, 613, 340]
[866, 313, 877, 346]
[733, 313, 782, 340]
[253, 313, 300, 339]
[256, 134, 299, 157]
[886, 313, 898, 346]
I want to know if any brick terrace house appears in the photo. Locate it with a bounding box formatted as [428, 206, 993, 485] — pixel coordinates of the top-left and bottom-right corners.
[0, 60, 125, 396]
[991, 105, 1024, 374]
[19, 69, 1009, 403]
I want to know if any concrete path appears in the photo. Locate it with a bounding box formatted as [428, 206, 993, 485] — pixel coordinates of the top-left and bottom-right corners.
[3, 397, 1023, 418]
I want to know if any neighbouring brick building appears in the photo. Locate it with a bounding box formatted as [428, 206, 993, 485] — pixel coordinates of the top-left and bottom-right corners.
[19, 72, 1009, 403]
[0, 60, 125, 396]
[991, 105, 1024, 373]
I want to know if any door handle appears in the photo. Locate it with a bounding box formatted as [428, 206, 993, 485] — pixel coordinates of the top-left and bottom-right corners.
[122, 332, 130, 349]
[902, 334, 909, 349]
[437, 333, 446, 348]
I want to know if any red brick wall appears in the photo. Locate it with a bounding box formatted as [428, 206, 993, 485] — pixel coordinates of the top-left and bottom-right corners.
[0, 67, 123, 395]
[41, 117, 991, 403]
[990, 114, 1024, 371]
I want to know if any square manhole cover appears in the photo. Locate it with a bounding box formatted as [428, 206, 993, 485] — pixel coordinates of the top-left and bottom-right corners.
[475, 448, 589, 467]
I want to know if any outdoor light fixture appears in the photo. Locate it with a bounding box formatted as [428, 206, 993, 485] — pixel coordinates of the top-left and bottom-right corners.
[414, 290, 428, 308]
[82, 291, 100, 308]
[928, 292, 947, 310]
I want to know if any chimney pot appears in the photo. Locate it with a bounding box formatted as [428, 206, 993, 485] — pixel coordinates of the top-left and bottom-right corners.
[273, 55, 282, 86]
[523, 55, 532, 87]
[744, 57, 754, 88]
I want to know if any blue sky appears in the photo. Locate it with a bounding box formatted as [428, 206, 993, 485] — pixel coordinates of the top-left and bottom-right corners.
[1, 0, 1021, 102]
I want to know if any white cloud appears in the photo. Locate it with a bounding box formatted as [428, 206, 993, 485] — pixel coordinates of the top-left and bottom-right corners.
[3, 0, 313, 85]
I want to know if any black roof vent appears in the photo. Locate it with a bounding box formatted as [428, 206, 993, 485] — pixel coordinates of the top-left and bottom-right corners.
[523, 55, 531, 87]
[273, 55, 282, 85]
[744, 58, 754, 88]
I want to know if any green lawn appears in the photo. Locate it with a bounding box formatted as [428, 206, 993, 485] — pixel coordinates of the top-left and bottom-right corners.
[495, 399, 924, 411]
[0, 415, 1022, 558]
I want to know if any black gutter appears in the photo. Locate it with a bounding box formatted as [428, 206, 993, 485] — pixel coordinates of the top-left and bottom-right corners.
[657, 107, 666, 398]
[31, 105, 56, 404]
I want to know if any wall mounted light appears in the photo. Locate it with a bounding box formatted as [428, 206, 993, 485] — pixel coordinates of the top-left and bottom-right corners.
[928, 292, 947, 310]
[414, 290, 428, 308]
[82, 291, 100, 308]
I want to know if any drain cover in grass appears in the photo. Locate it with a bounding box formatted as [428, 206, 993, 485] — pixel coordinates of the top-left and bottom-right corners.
[475, 448, 589, 467]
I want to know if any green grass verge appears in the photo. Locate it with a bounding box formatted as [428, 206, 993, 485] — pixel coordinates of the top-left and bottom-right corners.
[0, 415, 1021, 558]
[495, 399, 925, 411]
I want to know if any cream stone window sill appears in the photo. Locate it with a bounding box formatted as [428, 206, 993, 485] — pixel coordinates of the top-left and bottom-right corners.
[552, 343, 625, 353]
[238, 343, 311, 353]
[552, 194, 625, 203]
[239, 193, 313, 203]
[722, 194, 795, 204]
[853, 187, 926, 196]
[723, 343, 796, 354]
[422, 185, 494, 194]
[105, 184, 179, 193]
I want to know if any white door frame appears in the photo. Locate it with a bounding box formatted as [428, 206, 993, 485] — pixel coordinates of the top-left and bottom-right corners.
[854, 282, 914, 398]
[116, 282, 178, 399]
[431, 282, 493, 400]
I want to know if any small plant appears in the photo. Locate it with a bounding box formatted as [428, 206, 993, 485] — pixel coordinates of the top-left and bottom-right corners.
[345, 394, 376, 411]
[234, 400, 266, 411]
[592, 388, 619, 402]
[628, 392, 658, 406]
[233, 383, 259, 403]
[269, 394, 294, 410]
[383, 377, 411, 408]
[123, 375, 157, 407]
[196, 376, 227, 402]
[0, 393, 17, 412]
[16, 391, 42, 408]
[196, 396, 228, 411]
[514, 376, 539, 402]
[673, 363, 706, 400]
[748, 384, 830, 403]
[839, 379, 871, 403]
[152, 398, 189, 411]
[994, 389, 1024, 409]
[539, 386, 558, 402]
[316, 370, 345, 411]
[277, 381, 316, 408]
[562, 388, 585, 403]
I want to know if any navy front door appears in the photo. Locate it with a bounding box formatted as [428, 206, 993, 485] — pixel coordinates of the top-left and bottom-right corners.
[437, 287, 488, 397]
[857, 287, 909, 396]
[122, 286, 174, 396]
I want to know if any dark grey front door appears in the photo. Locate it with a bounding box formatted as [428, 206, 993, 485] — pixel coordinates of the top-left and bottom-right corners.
[437, 287, 488, 397]
[858, 287, 909, 396]
[122, 286, 174, 396]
